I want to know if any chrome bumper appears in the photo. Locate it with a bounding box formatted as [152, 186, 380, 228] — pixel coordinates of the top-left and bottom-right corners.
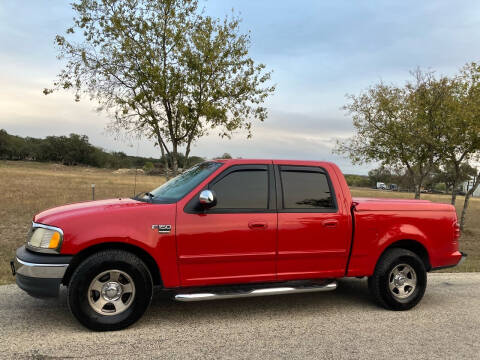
[14, 257, 69, 279]
[12, 246, 73, 297]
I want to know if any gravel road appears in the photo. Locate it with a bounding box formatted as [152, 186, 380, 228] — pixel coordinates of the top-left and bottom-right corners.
[0, 273, 479, 360]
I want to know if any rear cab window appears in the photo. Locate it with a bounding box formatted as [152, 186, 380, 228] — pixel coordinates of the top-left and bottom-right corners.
[278, 165, 337, 212]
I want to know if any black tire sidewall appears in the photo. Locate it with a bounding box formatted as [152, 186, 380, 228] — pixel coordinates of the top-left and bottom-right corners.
[378, 250, 427, 310]
[68, 251, 152, 331]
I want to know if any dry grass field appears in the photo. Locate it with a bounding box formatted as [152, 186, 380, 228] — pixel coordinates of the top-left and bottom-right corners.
[349, 187, 479, 274]
[0, 161, 478, 285]
[0, 161, 164, 285]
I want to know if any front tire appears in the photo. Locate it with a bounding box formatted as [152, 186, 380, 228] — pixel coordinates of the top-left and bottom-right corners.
[67, 250, 153, 331]
[368, 248, 427, 310]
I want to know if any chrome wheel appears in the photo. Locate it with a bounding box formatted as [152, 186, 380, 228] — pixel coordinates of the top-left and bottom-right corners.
[388, 264, 417, 299]
[87, 270, 135, 316]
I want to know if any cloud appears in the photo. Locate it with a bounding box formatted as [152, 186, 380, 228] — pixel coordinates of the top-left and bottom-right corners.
[3, 0, 480, 176]
[190, 109, 361, 173]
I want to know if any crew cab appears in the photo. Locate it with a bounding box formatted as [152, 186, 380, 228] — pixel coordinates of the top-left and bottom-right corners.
[11, 159, 466, 331]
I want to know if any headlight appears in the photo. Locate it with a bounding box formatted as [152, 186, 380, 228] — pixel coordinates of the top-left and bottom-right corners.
[26, 223, 64, 253]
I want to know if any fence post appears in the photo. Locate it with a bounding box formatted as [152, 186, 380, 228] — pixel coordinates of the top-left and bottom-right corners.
[91, 184, 95, 200]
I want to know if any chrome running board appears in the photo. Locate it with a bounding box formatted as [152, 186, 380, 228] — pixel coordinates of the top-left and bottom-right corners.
[174, 281, 337, 302]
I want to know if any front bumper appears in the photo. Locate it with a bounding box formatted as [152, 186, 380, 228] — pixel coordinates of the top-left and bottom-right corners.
[11, 246, 73, 297]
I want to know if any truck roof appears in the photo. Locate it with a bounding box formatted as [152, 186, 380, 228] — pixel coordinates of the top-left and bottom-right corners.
[213, 158, 337, 167]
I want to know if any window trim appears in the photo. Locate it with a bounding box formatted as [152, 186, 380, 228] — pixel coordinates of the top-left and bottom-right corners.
[184, 164, 276, 214]
[275, 165, 338, 213]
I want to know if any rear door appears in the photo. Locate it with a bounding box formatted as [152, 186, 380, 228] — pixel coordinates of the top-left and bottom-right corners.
[176, 164, 277, 286]
[275, 164, 350, 280]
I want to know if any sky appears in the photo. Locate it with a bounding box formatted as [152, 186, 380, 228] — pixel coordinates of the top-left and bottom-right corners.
[1, 1, 480, 174]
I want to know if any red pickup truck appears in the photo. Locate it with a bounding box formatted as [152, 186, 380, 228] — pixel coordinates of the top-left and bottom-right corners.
[12, 159, 465, 331]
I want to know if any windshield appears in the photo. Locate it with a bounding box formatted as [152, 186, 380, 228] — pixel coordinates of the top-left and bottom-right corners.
[138, 161, 223, 202]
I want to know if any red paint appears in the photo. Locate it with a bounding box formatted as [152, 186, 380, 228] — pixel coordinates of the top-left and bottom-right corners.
[274, 161, 352, 280]
[33, 159, 463, 288]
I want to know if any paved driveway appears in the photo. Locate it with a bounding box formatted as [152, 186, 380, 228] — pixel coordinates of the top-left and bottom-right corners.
[0, 273, 479, 359]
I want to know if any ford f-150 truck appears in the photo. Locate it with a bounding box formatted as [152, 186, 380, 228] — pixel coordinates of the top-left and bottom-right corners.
[11, 159, 466, 331]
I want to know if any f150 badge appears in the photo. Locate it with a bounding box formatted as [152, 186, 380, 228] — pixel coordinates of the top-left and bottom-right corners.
[152, 224, 172, 233]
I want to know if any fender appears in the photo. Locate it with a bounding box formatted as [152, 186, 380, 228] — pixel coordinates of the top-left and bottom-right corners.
[377, 223, 430, 254]
[347, 218, 431, 277]
[37, 201, 180, 288]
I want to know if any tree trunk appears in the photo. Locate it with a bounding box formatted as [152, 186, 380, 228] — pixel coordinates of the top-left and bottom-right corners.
[171, 141, 178, 176]
[405, 165, 422, 200]
[184, 143, 191, 170]
[414, 184, 421, 199]
[161, 142, 170, 181]
[451, 179, 457, 206]
[154, 126, 170, 180]
[451, 162, 461, 206]
[460, 171, 480, 231]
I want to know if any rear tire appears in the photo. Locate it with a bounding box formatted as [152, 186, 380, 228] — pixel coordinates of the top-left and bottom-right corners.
[67, 250, 153, 331]
[368, 248, 427, 310]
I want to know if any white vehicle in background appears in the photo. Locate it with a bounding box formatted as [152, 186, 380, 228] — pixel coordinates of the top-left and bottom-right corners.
[376, 182, 387, 190]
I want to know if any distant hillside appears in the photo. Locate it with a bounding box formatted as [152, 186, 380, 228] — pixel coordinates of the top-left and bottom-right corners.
[0, 129, 204, 170]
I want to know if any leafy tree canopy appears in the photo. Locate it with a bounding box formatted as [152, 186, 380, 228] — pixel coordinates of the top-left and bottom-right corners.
[45, 0, 275, 177]
[336, 69, 461, 199]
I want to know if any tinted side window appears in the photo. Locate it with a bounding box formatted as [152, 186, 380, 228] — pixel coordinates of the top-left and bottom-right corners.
[211, 170, 268, 209]
[280, 169, 334, 209]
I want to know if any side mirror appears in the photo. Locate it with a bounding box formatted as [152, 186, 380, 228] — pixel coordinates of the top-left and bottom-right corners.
[199, 189, 216, 208]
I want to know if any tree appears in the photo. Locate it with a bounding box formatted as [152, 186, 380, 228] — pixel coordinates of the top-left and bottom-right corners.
[45, 0, 275, 179]
[0, 130, 29, 160]
[368, 166, 394, 187]
[435, 63, 480, 205]
[185, 155, 204, 168]
[432, 163, 477, 199]
[335, 70, 451, 199]
[143, 161, 155, 174]
[460, 169, 480, 231]
[344, 174, 370, 188]
[214, 152, 232, 159]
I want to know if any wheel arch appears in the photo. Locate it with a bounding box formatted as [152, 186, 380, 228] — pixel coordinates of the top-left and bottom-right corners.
[62, 242, 163, 287]
[379, 239, 431, 271]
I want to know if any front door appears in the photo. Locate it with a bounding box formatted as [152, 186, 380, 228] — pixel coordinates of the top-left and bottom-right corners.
[176, 164, 277, 286]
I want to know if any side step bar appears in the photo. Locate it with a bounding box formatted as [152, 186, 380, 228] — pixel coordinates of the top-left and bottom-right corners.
[174, 281, 337, 302]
